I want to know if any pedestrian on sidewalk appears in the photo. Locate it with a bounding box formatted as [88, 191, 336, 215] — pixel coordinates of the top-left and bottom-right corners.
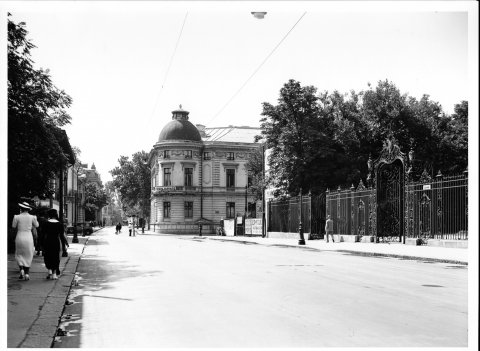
[129, 221, 133, 236]
[33, 208, 47, 256]
[42, 209, 69, 280]
[325, 215, 335, 243]
[11, 202, 39, 281]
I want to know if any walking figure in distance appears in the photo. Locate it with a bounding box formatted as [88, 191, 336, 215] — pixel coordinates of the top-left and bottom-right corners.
[11, 202, 39, 280]
[325, 215, 335, 243]
[129, 221, 135, 237]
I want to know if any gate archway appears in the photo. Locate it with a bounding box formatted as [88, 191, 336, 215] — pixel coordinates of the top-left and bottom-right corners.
[374, 139, 406, 242]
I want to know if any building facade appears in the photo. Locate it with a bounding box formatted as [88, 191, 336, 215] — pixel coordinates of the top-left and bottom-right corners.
[149, 106, 261, 234]
[83, 163, 104, 225]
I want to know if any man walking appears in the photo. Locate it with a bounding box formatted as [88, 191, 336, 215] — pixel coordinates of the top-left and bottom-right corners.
[325, 215, 335, 243]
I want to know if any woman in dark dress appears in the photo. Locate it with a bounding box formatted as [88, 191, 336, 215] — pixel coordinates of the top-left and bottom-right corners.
[43, 209, 69, 280]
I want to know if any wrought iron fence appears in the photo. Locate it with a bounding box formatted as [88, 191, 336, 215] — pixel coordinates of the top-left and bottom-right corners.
[267, 194, 325, 238]
[324, 172, 468, 241]
[268, 195, 310, 234]
[405, 172, 468, 240]
[326, 180, 376, 238]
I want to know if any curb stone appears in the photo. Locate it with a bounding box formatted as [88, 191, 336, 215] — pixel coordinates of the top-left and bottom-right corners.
[17, 237, 90, 348]
[206, 236, 468, 265]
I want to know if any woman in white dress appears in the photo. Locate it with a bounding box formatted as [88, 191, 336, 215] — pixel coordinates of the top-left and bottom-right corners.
[12, 202, 39, 280]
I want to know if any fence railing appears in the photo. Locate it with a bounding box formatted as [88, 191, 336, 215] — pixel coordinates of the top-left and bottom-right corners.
[326, 182, 376, 237]
[405, 172, 468, 240]
[267, 194, 325, 238]
[323, 173, 468, 240]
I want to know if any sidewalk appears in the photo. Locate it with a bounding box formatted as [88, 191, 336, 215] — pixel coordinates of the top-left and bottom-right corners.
[204, 235, 468, 265]
[139, 227, 468, 264]
[7, 235, 90, 348]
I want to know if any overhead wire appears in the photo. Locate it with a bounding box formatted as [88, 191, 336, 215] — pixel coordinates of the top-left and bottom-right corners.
[205, 11, 307, 127]
[211, 126, 235, 142]
[144, 12, 189, 130]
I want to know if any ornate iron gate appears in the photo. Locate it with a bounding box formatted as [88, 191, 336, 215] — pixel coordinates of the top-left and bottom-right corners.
[373, 139, 406, 242]
[376, 160, 404, 241]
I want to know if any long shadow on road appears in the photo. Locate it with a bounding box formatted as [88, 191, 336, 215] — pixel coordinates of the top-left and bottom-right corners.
[52, 234, 162, 348]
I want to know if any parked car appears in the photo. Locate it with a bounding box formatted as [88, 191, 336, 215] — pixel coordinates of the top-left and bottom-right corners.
[66, 222, 93, 235]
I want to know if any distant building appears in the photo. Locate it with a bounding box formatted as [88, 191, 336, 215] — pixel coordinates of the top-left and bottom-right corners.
[83, 163, 104, 224]
[148, 106, 261, 234]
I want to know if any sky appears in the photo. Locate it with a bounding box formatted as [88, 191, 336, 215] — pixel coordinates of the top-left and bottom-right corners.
[1, 1, 478, 185]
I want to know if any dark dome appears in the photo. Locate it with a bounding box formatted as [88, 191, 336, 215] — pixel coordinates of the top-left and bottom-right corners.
[158, 119, 202, 142]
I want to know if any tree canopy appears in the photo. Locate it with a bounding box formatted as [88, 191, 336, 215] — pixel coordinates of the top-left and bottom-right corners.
[245, 145, 265, 201]
[84, 182, 109, 221]
[110, 151, 151, 218]
[256, 79, 468, 197]
[8, 15, 74, 205]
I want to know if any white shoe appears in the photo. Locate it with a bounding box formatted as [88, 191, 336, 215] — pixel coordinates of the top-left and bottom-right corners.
[19, 269, 25, 280]
[52, 273, 58, 280]
[24, 274, 30, 281]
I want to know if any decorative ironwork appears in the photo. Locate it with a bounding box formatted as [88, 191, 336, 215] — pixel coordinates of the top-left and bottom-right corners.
[420, 168, 432, 183]
[419, 193, 432, 240]
[373, 138, 405, 241]
[268, 194, 314, 236]
[270, 139, 467, 243]
[357, 179, 366, 191]
[358, 200, 366, 237]
[436, 171, 443, 238]
[405, 172, 467, 240]
[377, 138, 405, 166]
[326, 183, 375, 237]
[376, 160, 404, 240]
[370, 190, 377, 237]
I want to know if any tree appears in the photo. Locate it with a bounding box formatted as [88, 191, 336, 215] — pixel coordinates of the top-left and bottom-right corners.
[258, 79, 337, 196]
[84, 183, 108, 221]
[110, 151, 151, 219]
[259, 79, 468, 198]
[8, 15, 73, 205]
[104, 181, 124, 224]
[245, 145, 265, 201]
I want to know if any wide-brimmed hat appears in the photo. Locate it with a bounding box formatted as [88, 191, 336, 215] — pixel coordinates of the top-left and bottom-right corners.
[18, 202, 32, 210]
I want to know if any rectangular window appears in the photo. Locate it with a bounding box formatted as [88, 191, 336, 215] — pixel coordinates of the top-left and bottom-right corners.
[185, 150, 192, 159]
[226, 202, 235, 218]
[226, 169, 235, 188]
[164, 168, 171, 186]
[163, 202, 171, 218]
[203, 152, 211, 160]
[227, 152, 235, 160]
[164, 150, 170, 159]
[184, 201, 193, 218]
[184, 168, 193, 187]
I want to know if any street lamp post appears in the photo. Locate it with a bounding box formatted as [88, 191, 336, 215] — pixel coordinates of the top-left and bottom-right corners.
[73, 168, 80, 243]
[132, 214, 136, 236]
[245, 184, 248, 218]
[73, 168, 86, 243]
[298, 187, 306, 245]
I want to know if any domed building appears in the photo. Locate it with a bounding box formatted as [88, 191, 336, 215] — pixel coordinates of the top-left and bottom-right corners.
[148, 106, 261, 234]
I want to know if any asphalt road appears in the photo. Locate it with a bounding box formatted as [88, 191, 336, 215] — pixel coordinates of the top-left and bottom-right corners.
[54, 227, 468, 348]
